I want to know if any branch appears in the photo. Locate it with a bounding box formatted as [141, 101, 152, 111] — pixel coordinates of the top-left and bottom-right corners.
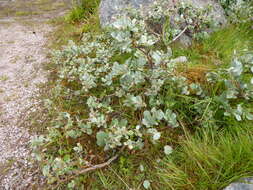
[170, 26, 188, 44]
[54, 151, 123, 188]
[74, 155, 118, 176]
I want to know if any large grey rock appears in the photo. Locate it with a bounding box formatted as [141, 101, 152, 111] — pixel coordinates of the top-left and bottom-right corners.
[99, 0, 227, 26]
[99, 0, 153, 26]
[224, 178, 253, 190]
[99, 0, 227, 46]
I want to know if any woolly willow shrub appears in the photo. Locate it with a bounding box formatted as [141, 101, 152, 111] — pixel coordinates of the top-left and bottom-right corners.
[31, 0, 253, 187]
[219, 0, 253, 23]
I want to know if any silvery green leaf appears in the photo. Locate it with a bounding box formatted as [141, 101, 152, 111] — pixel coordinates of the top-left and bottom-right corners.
[251, 78, 253, 84]
[147, 128, 161, 141]
[81, 73, 96, 90]
[145, 79, 165, 96]
[73, 143, 83, 153]
[164, 109, 179, 128]
[138, 33, 157, 46]
[206, 72, 218, 83]
[166, 47, 172, 58]
[87, 96, 101, 109]
[229, 59, 243, 77]
[151, 51, 163, 65]
[230, 105, 243, 121]
[143, 180, 151, 189]
[153, 131, 161, 141]
[115, 88, 125, 97]
[30, 135, 46, 148]
[237, 104, 243, 115]
[111, 30, 131, 42]
[224, 111, 231, 116]
[96, 131, 109, 147]
[89, 112, 106, 127]
[66, 130, 82, 139]
[79, 123, 92, 135]
[120, 73, 133, 89]
[246, 112, 253, 120]
[112, 16, 132, 29]
[164, 145, 173, 155]
[241, 54, 253, 63]
[182, 86, 190, 95]
[42, 165, 50, 176]
[111, 62, 128, 76]
[251, 66, 253, 73]
[124, 140, 134, 149]
[124, 94, 146, 110]
[190, 83, 203, 96]
[139, 164, 145, 172]
[234, 113, 242, 121]
[151, 108, 164, 120]
[102, 74, 113, 86]
[142, 111, 157, 127]
[136, 125, 141, 130]
[226, 89, 238, 99]
[132, 71, 145, 84]
[32, 153, 42, 161]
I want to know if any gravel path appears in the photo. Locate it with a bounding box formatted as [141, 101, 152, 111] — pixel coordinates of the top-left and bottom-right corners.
[0, 1, 69, 189]
[0, 22, 50, 189]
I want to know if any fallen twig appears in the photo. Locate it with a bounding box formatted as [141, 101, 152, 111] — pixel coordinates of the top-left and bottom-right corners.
[170, 26, 188, 44]
[53, 148, 124, 188]
[74, 154, 119, 176]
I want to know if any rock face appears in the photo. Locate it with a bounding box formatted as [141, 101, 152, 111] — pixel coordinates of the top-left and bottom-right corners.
[99, 0, 227, 45]
[99, 0, 227, 26]
[224, 178, 253, 190]
[99, 0, 153, 26]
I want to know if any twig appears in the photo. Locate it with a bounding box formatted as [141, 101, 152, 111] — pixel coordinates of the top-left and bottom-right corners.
[170, 26, 188, 44]
[54, 149, 124, 188]
[74, 154, 118, 175]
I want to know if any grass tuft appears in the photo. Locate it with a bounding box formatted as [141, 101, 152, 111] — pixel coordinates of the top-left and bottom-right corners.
[158, 124, 253, 190]
[65, 0, 100, 23]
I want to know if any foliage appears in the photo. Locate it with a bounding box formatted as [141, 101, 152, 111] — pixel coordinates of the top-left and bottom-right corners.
[33, 0, 253, 188]
[219, 0, 253, 23]
[161, 1, 217, 43]
[131, 0, 218, 44]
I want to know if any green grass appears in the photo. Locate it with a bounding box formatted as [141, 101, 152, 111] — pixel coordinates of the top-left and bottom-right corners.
[158, 123, 253, 190]
[65, 0, 100, 23]
[48, 17, 84, 49]
[172, 22, 253, 68]
[47, 0, 101, 51]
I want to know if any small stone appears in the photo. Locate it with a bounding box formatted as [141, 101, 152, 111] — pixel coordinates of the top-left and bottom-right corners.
[224, 178, 253, 190]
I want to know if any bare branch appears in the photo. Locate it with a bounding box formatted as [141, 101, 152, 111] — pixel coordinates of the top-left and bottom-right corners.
[74, 154, 119, 175]
[170, 26, 188, 44]
[53, 154, 120, 188]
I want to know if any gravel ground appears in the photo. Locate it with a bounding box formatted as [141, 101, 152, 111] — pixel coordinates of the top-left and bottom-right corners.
[0, 1, 69, 189]
[0, 21, 49, 189]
